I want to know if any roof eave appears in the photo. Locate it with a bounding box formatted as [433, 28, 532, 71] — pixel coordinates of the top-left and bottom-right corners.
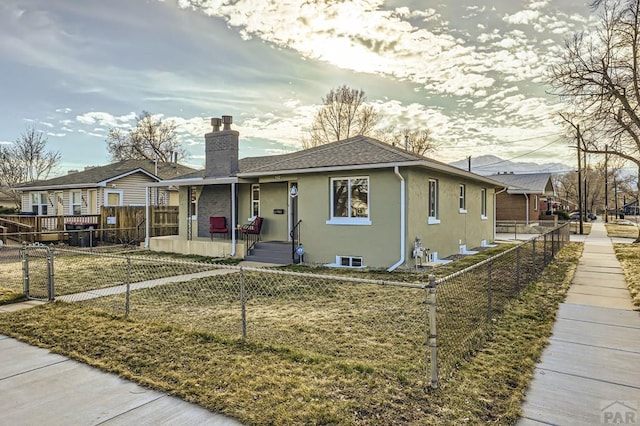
[145, 176, 249, 187]
[238, 160, 505, 186]
[14, 182, 102, 191]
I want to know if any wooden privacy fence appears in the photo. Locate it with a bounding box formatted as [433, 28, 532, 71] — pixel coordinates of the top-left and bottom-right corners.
[0, 206, 178, 244]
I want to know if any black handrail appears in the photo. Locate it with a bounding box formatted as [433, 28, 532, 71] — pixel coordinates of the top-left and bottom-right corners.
[290, 219, 302, 263]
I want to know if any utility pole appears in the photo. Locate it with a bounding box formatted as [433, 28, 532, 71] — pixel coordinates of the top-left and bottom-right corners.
[583, 149, 588, 223]
[467, 156, 471, 172]
[604, 144, 608, 223]
[577, 125, 584, 235]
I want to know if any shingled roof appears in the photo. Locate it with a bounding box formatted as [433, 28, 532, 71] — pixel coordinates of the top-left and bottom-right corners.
[15, 159, 197, 190]
[488, 172, 555, 195]
[237, 136, 427, 174]
[158, 136, 505, 187]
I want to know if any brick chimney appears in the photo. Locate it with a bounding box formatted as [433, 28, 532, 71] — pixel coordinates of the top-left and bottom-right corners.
[205, 115, 239, 177]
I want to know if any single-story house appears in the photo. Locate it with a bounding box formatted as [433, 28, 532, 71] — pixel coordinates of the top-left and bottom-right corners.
[14, 159, 197, 216]
[147, 116, 504, 270]
[488, 172, 556, 224]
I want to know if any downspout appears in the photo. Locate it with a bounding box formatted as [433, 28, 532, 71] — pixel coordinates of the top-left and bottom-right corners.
[524, 193, 530, 226]
[144, 185, 150, 249]
[494, 187, 507, 240]
[230, 182, 236, 257]
[387, 166, 406, 272]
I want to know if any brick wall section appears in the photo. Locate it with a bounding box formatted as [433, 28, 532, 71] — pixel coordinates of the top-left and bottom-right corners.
[496, 192, 539, 221]
[197, 185, 231, 238]
[204, 130, 239, 177]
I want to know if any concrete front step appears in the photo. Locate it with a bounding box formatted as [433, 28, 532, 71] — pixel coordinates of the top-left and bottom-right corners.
[245, 241, 293, 264]
[243, 255, 291, 265]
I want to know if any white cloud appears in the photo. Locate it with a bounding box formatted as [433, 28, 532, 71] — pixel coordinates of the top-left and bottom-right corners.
[504, 10, 540, 25]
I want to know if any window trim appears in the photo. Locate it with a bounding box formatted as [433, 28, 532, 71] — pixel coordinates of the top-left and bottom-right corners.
[458, 184, 467, 214]
[70, 190, 82, 215]
[30, 192, 48, 215]
[533, 195, 539, 211]
[251, 184, 260, 219]
[428, 179, 440, 224]
[480, 187, 488, 220]
[104, 189, 124, 207]
[336, 255, 365, 268]
[327, 176, 371, 225]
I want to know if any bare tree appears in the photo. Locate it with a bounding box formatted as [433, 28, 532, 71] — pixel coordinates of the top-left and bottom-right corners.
[0, 125, 61, 207]
[549, 0, 640, 239]
[374, 126, 439, 157]
[303, 85, 379, 148]
[107, 111, 185, 162]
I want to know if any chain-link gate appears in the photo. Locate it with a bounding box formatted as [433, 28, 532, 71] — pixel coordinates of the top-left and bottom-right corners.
[23, 245, 54, 301]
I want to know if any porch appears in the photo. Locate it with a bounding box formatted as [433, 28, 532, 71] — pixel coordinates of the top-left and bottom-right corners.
[148, 235, 246, 259]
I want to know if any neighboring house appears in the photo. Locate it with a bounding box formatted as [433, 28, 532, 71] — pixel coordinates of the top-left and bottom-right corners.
[623, 199, 639, 216]
[0, 186, 17, 210]
[14, 159, 196, 216]
[488, 172, 556, 224]
[148, 116, 504, 270]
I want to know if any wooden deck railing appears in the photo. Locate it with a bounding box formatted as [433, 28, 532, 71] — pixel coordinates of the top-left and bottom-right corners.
[0, 206, 178, 244]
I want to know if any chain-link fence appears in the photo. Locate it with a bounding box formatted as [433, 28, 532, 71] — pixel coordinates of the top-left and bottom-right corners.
[1, 223, 570, 389]
[430, 223, 570, 385]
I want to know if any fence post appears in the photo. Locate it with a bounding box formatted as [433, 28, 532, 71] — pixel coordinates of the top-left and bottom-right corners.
[532, 238, 537, 275]
[125, 257, 131, 318]
[543, 233, 548, 267]
[551, 230, 556, 258]
[22, 243, 29, 298]
[47, 247, 55, 301]
[515, 245, 521, 294]
[427, 273, 438, 389]
[487, 260, 493, 322]
[241, 266, 247, 340]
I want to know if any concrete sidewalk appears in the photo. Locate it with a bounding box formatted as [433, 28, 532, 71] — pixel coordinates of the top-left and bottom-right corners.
[0, 335, 243, 425]
[519, 221, 640, 425]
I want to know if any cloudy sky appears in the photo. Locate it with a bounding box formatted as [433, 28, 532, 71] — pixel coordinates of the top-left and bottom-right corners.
[0, 0, 599, 175]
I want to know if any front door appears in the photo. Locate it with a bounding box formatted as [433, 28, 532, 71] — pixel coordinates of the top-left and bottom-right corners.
[87, 189, 98, 214]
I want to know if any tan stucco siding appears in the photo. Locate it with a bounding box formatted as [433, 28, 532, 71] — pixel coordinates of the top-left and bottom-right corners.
[406, 169, 494, 262]
[178, 186, 201, 238]
[257, 181, 288, 241]
[296, 169, 402, 268]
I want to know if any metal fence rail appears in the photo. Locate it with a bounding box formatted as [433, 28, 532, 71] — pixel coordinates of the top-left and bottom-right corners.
[429, 223, 570, 385]
[1, 223, 570, 389]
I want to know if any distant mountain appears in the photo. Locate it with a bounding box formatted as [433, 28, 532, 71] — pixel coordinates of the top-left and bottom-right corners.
[449, 155, 570, 176]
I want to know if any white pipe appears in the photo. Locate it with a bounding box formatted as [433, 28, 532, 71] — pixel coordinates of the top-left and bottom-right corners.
[388, 166, 406, 272]
[524, 193, 530, 226]
[230, 182, 236, 257]
[144, 186, 150, 249]
[494, 187, 507, 240]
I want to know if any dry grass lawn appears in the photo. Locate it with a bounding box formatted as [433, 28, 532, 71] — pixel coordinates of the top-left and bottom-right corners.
[606, 223, 640, 239]
[613, 243, 640, 308]
[0, 243, 582, 424]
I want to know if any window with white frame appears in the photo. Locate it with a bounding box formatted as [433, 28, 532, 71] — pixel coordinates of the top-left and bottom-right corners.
[459, 184, 467, 213]
[481, 188, 487, 219]
[533, 195, 538, 211]
[105, 190, 123, 207]
[70, 191, 82, 215]
[251, 184, 260, 218]
[328, 176, 370, 225]
[337, 255, 364, 268]
[428, 179, 440, 224]
[31, 192, 48, 215]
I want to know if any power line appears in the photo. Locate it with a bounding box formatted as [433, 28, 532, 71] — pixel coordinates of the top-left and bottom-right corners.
[473, 138, 566, 169]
